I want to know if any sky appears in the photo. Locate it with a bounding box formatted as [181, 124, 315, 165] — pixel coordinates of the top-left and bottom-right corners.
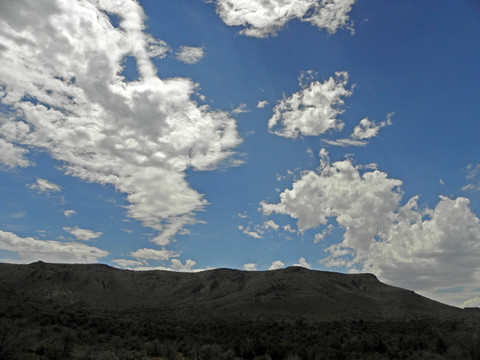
[0, 0, 479, 308]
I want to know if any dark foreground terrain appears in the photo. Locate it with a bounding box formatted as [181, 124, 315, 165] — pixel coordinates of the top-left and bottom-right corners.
[0, 262, 479, 359]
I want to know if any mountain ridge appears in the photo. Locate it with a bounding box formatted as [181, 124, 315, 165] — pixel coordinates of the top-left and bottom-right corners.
[0, 261, 470, 321]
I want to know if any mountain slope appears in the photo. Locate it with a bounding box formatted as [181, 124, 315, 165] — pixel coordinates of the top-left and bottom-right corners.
[0, 261, 468, 321]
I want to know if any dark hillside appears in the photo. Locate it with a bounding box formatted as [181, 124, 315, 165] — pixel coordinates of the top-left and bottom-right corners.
[1, 262, 479, 359]
[0, 261, 467, 321]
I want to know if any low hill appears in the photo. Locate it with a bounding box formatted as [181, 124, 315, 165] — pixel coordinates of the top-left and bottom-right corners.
[0, 261, 467, 321]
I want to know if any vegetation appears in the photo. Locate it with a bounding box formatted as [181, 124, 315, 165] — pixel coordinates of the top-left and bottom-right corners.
[1, 263, 479, 359]
[1, 295, 479, 359]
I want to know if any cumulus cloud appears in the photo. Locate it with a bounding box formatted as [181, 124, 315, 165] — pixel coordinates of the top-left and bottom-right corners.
[63, 226, 102, 241]
[261, 150, 480, 306]
[269, 260, 285, 270]
[262, 151, 402, 241]
[243, 263, 258, 271]
[176, 46, 204, 64]
[215, 0, 356, 38]
[0, 0, 241, 245]
[268, 72, 352, 138]
[0, 229, 108, 263]
[169, 258, 197, 271]
[28, 178, 61, 193]
[294, 257, 312, 269]
[363, 196, 480, 304]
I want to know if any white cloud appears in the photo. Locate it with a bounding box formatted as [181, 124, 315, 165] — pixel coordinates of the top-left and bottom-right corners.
[463, 297, 480, 308]
[130, 248, 179, 261]
[176, 46, 204, 64]
[28, 178, 61, 193]
[263, 219, 279, 231]
[232, 103, 249, 114]
[242, 228, 263, 239]
[283, 224, 298, 233]
[63, 209, 76, 218]
[169, 258, 197, 271]
[0, 137, 31, 168]
[314, 224, 333, 243]
[268, 72, 352, 138]
[121, 258, 201, 272]
[321, 138, 368, 147]
[0, 229, 109, 263]
[215, 0, 356, 38]
[257, 100, 268, 108]
[262, 154, 402, 241]
[63, 226, 102, 241]
[322, 114, 393, 147]
[269, 260, 285, 270]
[463, 163, 480, 191]
[146, 38, 171, 59]
[363, 196, 480, 305]
[294, 257, 312, 269]
[351, 115, 392, 140]
[10, 211, 26, 219]
[112, 258, 144, 268]
[261, 152, 480, 306]
[243, 263, 258, 271]
[239, 224, 263, 238]
[0, 0, 241, 245]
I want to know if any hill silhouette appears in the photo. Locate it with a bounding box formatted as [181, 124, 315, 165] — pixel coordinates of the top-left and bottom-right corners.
[1, 262, 479, 359]
[0, 261, 467, 321]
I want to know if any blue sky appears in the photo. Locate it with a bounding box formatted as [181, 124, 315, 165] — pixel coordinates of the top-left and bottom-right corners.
[0, 0, 479, 307]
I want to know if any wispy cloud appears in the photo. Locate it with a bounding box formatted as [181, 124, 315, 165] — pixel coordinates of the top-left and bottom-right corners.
[28, 178, 61, 193]
[463, 163, 480, 191]
[63, 210, 76, 218]
[176, 46, 204, 64]
[239, 225, 263, 239]
[231, 103, 249, 114]
[322, 114, 393, 147]
[130, 248, 179, 261]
